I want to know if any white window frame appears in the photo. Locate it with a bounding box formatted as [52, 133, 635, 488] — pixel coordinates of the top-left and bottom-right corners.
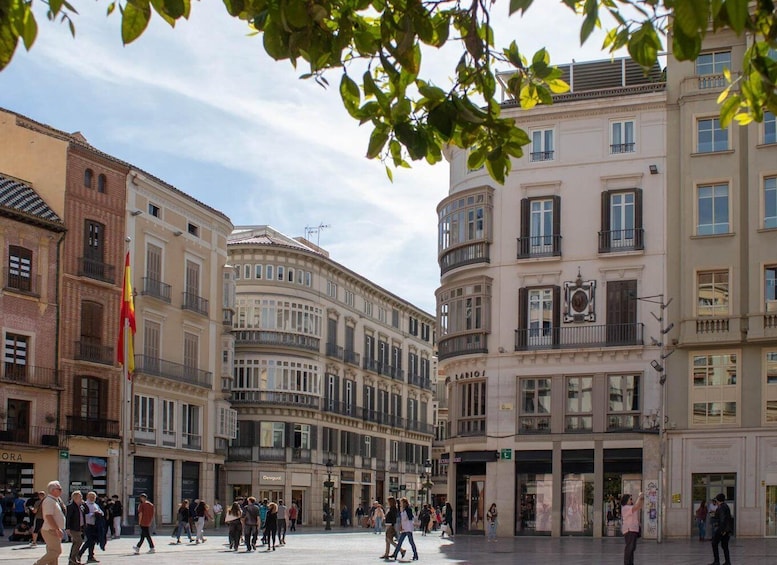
[260, 421, 285, 448]
[327, 280, 337, 299]
[565, 376, 593, 432]
[697, 269, 730, 317]
[696, 182, 730, 235]
[766, 265, 777, 312]
[530, 199, 554, 254]
[134, 395, 155, 433]
[530, 128, 554, 162]
[697, 117, 729, 153]
[610, 119, 635, 154]
[765, 175, 777, 229]
[764, 111, 776, 145]
[528, 288, 554, 346]
[244, 264, 252, 279]
[764, 350, 777, 425]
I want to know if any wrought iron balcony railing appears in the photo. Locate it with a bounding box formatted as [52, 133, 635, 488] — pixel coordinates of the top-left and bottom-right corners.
[514, 322, 643, 351]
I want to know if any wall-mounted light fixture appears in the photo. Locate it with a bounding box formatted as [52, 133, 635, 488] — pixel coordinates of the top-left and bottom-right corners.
[650, 359, 664, 373]
[649, 164, 659, 175]
[130, 210, 143, 216]
[173, 230, 183, 236]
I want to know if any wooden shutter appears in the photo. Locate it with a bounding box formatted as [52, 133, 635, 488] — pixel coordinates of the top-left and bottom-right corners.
[517, 287, 528, 349]
[80, 301, 103, 343]
[185, 260, 200, 295]
[552, 285, 561, 347]
[634, 189, 644, 249]
[600, 191, 612, 252]
[519, 198, 530, 257]
[183, 332, 198, 369]
[552, 195, 562, 256]
[146, 244, 162, 281]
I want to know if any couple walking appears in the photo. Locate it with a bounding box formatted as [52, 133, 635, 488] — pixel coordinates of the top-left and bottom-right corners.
[380, 496, 418, 561]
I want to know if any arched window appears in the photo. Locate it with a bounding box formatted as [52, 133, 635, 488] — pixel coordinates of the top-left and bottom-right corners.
[84, 168, 93, 188]
[97, 174, 107, 193]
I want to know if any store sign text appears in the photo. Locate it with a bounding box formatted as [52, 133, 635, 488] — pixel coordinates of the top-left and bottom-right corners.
[454, 370, 486, 381]
[0, 452, 23, 462]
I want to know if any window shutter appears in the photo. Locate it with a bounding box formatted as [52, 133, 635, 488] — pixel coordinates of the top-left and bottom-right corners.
[552, 195, 562, 256]
[517, 287, 528, 349]
[285, 422, 294, 447]
[600, 191, 611, 252]
[634, 189, 644, 250]
[552, 285, 561, 346]
[310, 425, 318, 450]
[519, 198, 530, 257]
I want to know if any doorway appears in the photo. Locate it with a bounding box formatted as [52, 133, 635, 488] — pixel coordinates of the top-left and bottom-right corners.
[766, 485, 777, 537]
[691, 473, 736, 538]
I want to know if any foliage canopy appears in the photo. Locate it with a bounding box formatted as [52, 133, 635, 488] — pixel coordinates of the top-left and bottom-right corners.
[1, 0, 775, 183]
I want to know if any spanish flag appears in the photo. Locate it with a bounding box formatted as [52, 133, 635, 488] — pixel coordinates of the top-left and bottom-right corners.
[117, 251, 136, 378]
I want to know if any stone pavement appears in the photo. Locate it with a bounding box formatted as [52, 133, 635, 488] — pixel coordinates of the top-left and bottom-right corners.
[1, 528, 776, 564]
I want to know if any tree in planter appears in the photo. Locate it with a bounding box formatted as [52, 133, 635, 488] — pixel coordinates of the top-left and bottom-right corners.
[0, 1, 774, 183]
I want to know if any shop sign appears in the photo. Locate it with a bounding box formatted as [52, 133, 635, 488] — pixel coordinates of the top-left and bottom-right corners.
[0, 451, 24, 462]
[59, 450, 69, 459]
[454, 369, 486, 381]
[259, 472, 284, 485]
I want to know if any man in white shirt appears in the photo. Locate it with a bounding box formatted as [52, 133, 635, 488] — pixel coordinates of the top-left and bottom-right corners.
[78, 491, 104, 563]
[33, 481, 66, 565]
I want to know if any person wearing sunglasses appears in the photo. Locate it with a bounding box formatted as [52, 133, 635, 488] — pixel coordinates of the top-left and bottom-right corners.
[33, 481, 66, 565]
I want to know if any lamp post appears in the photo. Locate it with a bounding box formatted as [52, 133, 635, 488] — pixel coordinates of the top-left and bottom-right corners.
[324, 458, 334, 531]
[420, 459, 434, 506]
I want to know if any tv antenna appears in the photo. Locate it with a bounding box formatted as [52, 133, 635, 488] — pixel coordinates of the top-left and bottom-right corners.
[305, 223, 330, 247]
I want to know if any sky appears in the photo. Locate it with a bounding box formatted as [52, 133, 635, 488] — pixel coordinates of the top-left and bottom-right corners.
[0, 2, 634, 314]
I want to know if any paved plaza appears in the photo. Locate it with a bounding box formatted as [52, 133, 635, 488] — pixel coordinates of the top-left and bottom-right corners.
[2, 529, 776, 564]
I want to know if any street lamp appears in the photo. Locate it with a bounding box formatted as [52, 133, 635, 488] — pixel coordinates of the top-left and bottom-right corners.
[324, 458, 334, 531]
[420, 459, 434, 506]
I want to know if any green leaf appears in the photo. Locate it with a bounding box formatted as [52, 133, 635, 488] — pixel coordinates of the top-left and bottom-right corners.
[546, 78, 569, 93]
[395, 122, 427, 160]
[384, 165, 393, 182]
[21, 10, 38, 50]
[671, 23, 702, 61]
[339, 73, 360, 102]
[509, 0, 534, 16]
[428, 102, 456, 139]
[723, 0, 748, 34]
[719, 94, 740, 128]
[532, 47, 549, 66]
[162, 0, 186, 19]
[580, 0, 598, 45]
[627, 21, 662, 68]
[0, 18, 20, 70]
[122, 0, 151, 45]
[367, 127, 389, 159]
[222, 0, 243, 17]
[674, 0, 709, 36]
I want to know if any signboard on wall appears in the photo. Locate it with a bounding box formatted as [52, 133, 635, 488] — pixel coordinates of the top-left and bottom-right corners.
[645, 479, 658, 538]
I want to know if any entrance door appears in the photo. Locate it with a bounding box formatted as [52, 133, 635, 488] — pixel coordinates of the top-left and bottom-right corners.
[607, 280, 637, 344]
[467, 475, 486, 533]
[291, 489, 304, 525]
[766, 486, 777, 537]
[692, 473, 736, 538]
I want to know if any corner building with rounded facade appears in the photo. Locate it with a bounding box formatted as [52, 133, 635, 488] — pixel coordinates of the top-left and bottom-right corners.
[226, 226, 435, 526]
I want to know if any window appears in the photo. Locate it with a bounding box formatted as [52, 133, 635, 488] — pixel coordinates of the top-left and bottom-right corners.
[277, 266, 284, 281]
[766, 266, 777, 312]
[607, 375, 640, 430]
[4, 333, 28, 379]
[692, 353, 737, 425]
[146, 243, 162, 285]
[765, 112, 776, 144]
[765, 176, 777, 229]
[344, 289, 354, 307]
[600, 190, 643, 252]
[438, 280, 491, 358]
[255, 264, 263, 279]
[530, 128, 554, 161]
[437, 188, 492, 272]
[697, 118, 728, 152]
[516, 286, 560, 349]
[364, 301, 373, 317]
[134, 395, 155, 432]
[519, 378, 551, 432]
[218, 407, 238, 439]
[187, 223, 199, 237]
[294, 423, 311, 449]
[421, 323, 430, 342]
[696, 51, 731, 88]
[83, 220, 104, 261]
[392, 309, 399, 328]
[7, 245, 32, 292]
[287, 268, 295, 283]
[97, 174, 106, 193]
[183, 332, 199, 370]
[260, 422, 285, 448]
[766, 352, 777, 423]
[697, 183, 729, 235]
[565, 376, 593, 431]
[296, 269, 304, 284]
[457, 380, 486, 435]
[162, 400, 175, 437]
[76, 376, 105, 420]
[148, 203, 160, 217]
[80, 300, 104, 357]
[610, 120, 635, 153]
[265, 264, 274, 280]
[181, 403, 201, 448]
[244, 264, 252, 279]
[185, 260, 200, 297]
[518, 197, 561, 257]
[408, 316, 418, 336]
[84, 168, 93, 188]
[143, 321, 160, 367]
[697, 270, 729, 316]
[378, 307, 387, 323]
[343, 379, 355, 414]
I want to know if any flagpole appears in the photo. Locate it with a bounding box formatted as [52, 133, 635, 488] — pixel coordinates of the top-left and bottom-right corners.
[121, 237, 131, 530]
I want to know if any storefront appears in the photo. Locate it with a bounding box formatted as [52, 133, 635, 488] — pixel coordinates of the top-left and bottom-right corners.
[516, 450, 553, 536]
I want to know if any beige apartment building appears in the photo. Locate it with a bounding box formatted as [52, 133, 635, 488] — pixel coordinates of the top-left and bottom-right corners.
[226, 226, 435, 526]
[125, 169, 236, 522]
[663, 31, 777, 538]
[437, 58, 667, 538]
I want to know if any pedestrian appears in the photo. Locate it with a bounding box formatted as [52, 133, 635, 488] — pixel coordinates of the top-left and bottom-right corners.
[277, 499, 287, 544]
[373, 502, 385, 535]
[486, 503, 498, 541]
[340, 504, 350, 527]
[259, 499, 269, 544]
[29, 490, 45, 546]
[225, 502, 243, 551]
[95, 495, 108, 551]
[288, 501, 298, 531]
[132, 493, 155, 554]
[710, 493, 734, 565]
[78, 491, 103, 564]
[380, 496, 403, 560]
[264, 501, 278, 550]
[695, 500, 708, 542]
[242, 496, 260, 552]
[14, 492, 27, 526]
[110, 495, 123, 539]
[66, 490, 87, 565]
[391, 497, 418, 561]
[193, 499, 208, 543]
[212, 498, 223, 529]
[620, 492, 644, 565]
[441, 502, 454, 538]
[419, 504, 431, 535]
[32, 480, 66, 565]
[172, 500, 193, 543]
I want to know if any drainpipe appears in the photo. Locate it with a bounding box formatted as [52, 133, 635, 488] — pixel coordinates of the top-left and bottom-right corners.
[54, 230, 66, 444]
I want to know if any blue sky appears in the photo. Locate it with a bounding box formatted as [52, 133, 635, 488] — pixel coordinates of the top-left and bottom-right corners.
[0, 3, 632, 313]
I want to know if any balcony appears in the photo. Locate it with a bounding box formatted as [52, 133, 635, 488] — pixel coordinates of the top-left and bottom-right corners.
[78, 257, 116, 284]
[696, 318, 729, 334]
[610, 143, 635, 154]
[74, 340, 114, 365]
[344, 349, 360, 366]
[4, 273, 41, 296]
[458, 418, 486, 437]
[408, 373, 432, 390]
[292, 448, 312, 463]
[0, 424, 64, 447]
[182, 432, 202, 450]
[230, 390, 320, 409]
[530, 150, 554, 162]
[323, 400, 360, 419]
[141, 277, 171, 303]
[607, 414, 654, 432]
[326, 343, 344, 360]
[234, 329, 319, 352]
[363, 358, 379, 373]
[133, 354, 213, 388]
[378, 363, 404, 380]
[438, 332, 488, 360]
[227, 446, 286, 462]
[66, 416, 120, 438]
[362, 410, 405, 429]
[406, 420, 435, 435]
[517, 234, 562, 259]
[439, 241, 490, 275]
[514, 322, 643, 351]
[222, 309, 234, 328]
[519, 416, 551, 434]
[598, 229, 644, 253]
[182, 291, 209, 316]
[0, 364, 60, 389]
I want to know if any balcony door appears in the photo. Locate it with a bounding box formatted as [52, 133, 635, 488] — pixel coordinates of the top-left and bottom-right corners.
[6, 398, 30, 443]
[606, 281, 637, 344]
